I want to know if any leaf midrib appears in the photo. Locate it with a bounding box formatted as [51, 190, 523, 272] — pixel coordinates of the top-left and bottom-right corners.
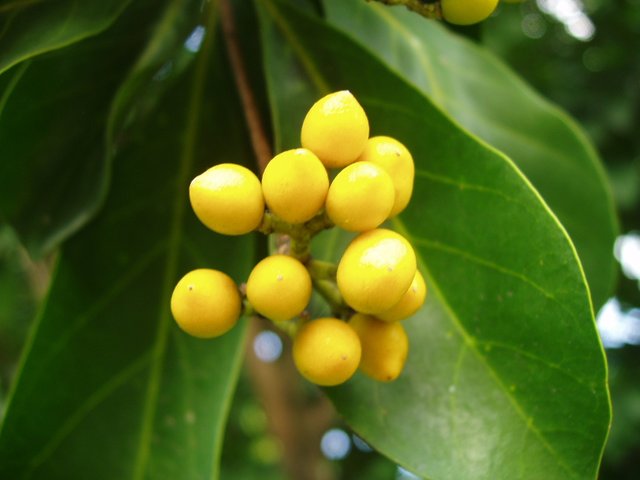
[129, 2, 219, 479]
[367, 3, 445, 105]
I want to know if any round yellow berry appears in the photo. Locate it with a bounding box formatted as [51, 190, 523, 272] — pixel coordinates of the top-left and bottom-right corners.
[293, 318, 362, 386]
[377, 270, 427, 322]
[358, 136, 415, 217]
[337, 229, 417, 314]
[262, 148, 329, 224]
[189, 163, 264, 235]
[301, 90, 369, 169]
[170, 269, 241, 338]
[350, 313, 409, 382]
[441, 0, 499, 25]
[326, 161, 395, 232]
[246, 255, 312, 322]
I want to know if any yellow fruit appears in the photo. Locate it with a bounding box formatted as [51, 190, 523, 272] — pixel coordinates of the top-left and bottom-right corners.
[441, 0, 499, 25]
[262, 148, 329, 223]
[377, 270, 427, 322]
[337, 229, 417, 314]
[301, 90, 369, 168]
[358, 136, 414, 217]
[326, 161, 395, 232]
[293, 318, 362, 386]
[189, 163, 264, 235]
[246, 255, 312, 322]
[170, 269, 241, 338]
[350, 313, 409, 382]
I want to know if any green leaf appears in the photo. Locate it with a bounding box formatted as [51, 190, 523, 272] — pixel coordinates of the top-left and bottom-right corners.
[323, 0, 618, 311]
[256, 0, 610, 478]
[0, 3, 255, 478]
[0, 0, 162, 257]
[0, 0, 134, 76]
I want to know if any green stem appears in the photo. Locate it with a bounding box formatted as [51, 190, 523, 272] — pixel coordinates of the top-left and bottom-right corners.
[307, 259, 337, 281]
[257, 210, 333, 262]
[312, 279, 352, 320]
[257, 210, 333, 237]
[242, 297, 256, 317]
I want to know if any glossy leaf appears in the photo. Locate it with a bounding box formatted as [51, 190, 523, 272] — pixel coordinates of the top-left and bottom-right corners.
[0, 0, 160, 257]
[257, 1, 610, 478]
[0, 3, 255, 478]
[323, 0, 618, 310]
[0, 0, 133, 76]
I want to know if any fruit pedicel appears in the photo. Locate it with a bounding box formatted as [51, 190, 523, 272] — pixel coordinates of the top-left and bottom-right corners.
[170, 90, 427, 386]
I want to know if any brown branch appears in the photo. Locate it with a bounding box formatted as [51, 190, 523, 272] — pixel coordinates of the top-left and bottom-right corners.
[245, 317, 337, 480]
[220, 0, 273, 172]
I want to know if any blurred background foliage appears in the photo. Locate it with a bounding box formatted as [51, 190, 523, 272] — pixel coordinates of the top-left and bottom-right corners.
[0, 0, 638, 478]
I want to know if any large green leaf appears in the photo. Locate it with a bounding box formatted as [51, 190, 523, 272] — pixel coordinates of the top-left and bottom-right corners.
[0, 3, 255, 478]
[0, 0, 133, 76]
[256, 0, 610, 478]
[322, 0, 617, 311]
[0, 0, 162, 257]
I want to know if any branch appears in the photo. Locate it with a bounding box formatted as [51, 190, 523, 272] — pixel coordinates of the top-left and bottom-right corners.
[245, 317, 336, 480]
[220, 0, 272, 172]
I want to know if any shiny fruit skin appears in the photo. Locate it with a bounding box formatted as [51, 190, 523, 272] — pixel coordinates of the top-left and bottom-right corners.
[246, 255, 312, 322]
[350, 313, 409, 382]
[293, 318, 362, 386]
[377, 270, 427, 322]
[337, 229, 417, 314]
[301, 90, 369, 169]
[441, 0, 499, 25]
[358, 136, 414, 217]
[262, 148, 329, 224]
[189, 163, 264, 235]
[326, 161, 395, 232]
[170, 269, 241, 338]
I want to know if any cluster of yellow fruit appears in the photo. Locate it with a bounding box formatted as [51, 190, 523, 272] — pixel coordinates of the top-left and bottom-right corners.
[170, 90, 426, 387]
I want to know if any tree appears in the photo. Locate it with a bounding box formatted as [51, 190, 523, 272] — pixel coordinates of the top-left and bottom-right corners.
[0, 0, 618, 478]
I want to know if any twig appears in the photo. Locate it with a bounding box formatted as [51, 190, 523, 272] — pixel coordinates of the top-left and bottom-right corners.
[220, 0, 272, 172]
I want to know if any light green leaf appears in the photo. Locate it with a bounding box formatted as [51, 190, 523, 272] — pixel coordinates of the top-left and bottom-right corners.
[323, 0, 618, 310]
[0, 3, 255, 478]
[257, 0, 610, 478]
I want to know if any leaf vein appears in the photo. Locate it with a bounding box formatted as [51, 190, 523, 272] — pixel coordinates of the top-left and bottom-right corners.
[130, 2, 219, 478]
[392, 218, 580, 478]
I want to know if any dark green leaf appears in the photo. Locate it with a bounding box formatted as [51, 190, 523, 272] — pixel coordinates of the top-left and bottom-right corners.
[323, 0, 618, 310]
[0, 0, 133, 76]
[257, 1, 610, 478]
[0, 3, 255, 478]
[0, 0, 161, 257]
